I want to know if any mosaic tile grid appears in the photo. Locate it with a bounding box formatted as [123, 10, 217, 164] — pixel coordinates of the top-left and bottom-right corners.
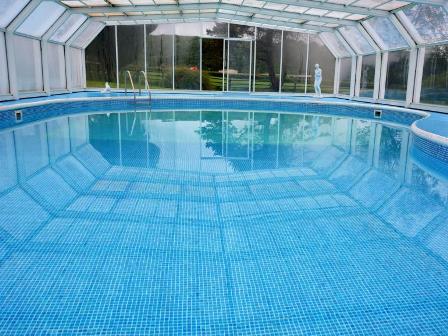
[1, 109, 448, 335]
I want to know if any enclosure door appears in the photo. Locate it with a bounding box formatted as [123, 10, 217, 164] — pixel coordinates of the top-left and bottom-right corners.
[225, 39, 252, 92]
[201, 38, 224, 91]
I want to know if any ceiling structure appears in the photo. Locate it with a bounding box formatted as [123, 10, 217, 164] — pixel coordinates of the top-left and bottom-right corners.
[1, 0, 446, 51]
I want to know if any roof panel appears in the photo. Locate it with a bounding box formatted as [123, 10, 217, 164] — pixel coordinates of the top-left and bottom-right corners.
[402, 4, 448, 44]
[339, 25, 375, 54]
[16, 1, 66, 38]
[0, 0, 30, 29]
[50, 13, 88, 43]
[71, 21, 104, 48]
[366, 16, 408, 50]
[320, 31, 351, 57]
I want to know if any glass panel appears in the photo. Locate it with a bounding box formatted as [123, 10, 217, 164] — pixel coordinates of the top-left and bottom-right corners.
[385, 50, 409, 101]
[378, 126, 403, 179]
[0, 0, 29, 29]
[48, 43, 66, 90]
[339, 26, 375, 54]
[308, 34, 335, 94]
[359, 54, 375, 98]
[420, 45, 448, 106]
[366, 16, 408, 50]
[13, 35, 43, 92]
[281, 31, 307, 93]
[202, 22, 228, 38]
[0, 32, 9, 95]
[85, 26, 117, 88]
[202, 38, 224, 91]
[147, 24, 174, 89]
[403, 4, 448, 44]
[16, 1, 65, 38]
[227, 40, 251, 91]
[320, 32, 350, 57]
[175, 22, 202, 37]
[174, 35, 200, 90]
[229, 24, 255, 38]
[72, 21, 104, 48]
[50, 14, 87, 43]
[117, 25, 144, 88]
[339, 57, 351, 95]
[70, 47, 84, 88]
[255, 28, 281, 92]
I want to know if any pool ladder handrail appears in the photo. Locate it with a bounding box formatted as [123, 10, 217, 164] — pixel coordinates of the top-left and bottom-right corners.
[124, 70, 136, 103]
[138, 70, 152, 107]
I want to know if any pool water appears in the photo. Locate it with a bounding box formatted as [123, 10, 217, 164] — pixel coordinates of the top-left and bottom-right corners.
[1, 109, 448, 335]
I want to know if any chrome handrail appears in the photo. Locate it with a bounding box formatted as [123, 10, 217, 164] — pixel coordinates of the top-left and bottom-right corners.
[138, 70, 151, 106]
[124, 70, 136, 102]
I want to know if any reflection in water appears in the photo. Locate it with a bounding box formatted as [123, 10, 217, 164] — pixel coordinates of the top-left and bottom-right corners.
[1, 110, 448, 334]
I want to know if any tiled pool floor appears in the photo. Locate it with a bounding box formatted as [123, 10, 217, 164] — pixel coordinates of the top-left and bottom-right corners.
[1, 164, 448, 335]
[1, 110, 448, 335]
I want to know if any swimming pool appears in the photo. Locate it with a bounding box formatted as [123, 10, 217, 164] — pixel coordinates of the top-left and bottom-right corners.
[1, 96, 448, 335]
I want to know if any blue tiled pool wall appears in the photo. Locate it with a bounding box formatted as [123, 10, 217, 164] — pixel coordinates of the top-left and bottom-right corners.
[2, 110, 448, 334]
[0, 98, 422, 130]
[412, 136, 448, 176]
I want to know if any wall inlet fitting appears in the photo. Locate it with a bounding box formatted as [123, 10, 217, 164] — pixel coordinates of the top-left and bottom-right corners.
[374, 110, 382, 119]
[15, 110, 23, 123]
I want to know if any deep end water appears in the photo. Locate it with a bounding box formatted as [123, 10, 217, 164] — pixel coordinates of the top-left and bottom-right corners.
[0, 108, 448, 335]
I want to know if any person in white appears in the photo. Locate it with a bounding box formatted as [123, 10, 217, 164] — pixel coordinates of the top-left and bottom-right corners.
[101, 82, 111, 94]
[314, 64, 322, 98]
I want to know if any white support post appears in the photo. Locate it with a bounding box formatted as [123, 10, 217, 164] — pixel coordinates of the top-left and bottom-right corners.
[172, 34, 175, 90]
[373, 52, 381, 100]
[41, 40, 51, 95]
[334, 58, 340, 94]
[349, 56, 356, 97]
[304, 33, 309, 94]
[253, 27, 257, 92]
[406, 47, 418, 106]
[279, 30, 284, 93]
[379, 52, 388, 99]
[354, 55, 362, 97]
[115, 25, 119, 88]
[199, 37, 202, 91]
[5, 32, 18, 98]
[81, 48, 86, 89]
[413, 47, 425, 104]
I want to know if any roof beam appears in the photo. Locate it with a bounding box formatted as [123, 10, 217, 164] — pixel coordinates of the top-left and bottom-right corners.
[72, 4, 356, 26]
[261, 0, 389, 16]
[93, 12, 333, 32]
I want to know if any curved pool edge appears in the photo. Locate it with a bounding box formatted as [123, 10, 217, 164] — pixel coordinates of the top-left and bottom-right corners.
[1, 92, 448, 167]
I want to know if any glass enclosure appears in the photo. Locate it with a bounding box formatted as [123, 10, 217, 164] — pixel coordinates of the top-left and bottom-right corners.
[385, 50, 409, 101]
[117, 25, 144, 89]
[281, 31, 308, 93]
[359, 54, 376, 98]
[308, 34, 335, 94]
[255, 28, 282, 92]
[147, 24, 174, 90]
[420, 45, 448, 106]
[85, 26, 117, 88]
[339, 58, 352, 95]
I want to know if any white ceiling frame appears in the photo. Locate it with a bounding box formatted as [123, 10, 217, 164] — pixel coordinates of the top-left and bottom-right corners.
[71, 4, 358, 27]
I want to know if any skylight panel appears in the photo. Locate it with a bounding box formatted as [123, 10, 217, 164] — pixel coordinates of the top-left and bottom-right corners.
[109, 0, 133, 5]
[153, 0, 177, 3]
[345, 14, 368, 21]
[325, 11, 350, 19]
[326, 0, 354, 4]
[263, 3, 287, 11]
[402, 4, 448, 44]
[306, 21, 326, 26]
[320, 31, 351, 57]
[339, 26, 375, 54]
[71, 21, 104, 48]
[305, 8, 329, 16]
[352, 0, 386, 9]
[284, 6, 308, 14]
[16, 1, 65, 38]
[0, 0, 30, 29]
[376, 1, 409, 11]
[243, 0, 265, 8]
[222, 0, 244, 5]
[366, 16, 408, 50]
[81, 0, 109, 6]
[61, 1, 86, 7]
[50, 14, 87, 43]
[131, 0, 156, 4]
